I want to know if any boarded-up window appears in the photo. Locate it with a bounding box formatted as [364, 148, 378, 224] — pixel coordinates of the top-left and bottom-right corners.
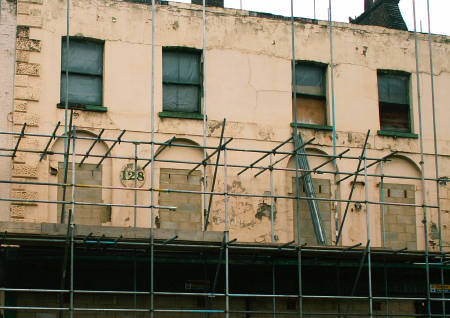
[60, 38, 104, 106]
[382, 183, 417, 250]
[292, 178, 332, 245]
[158, 168, 202, 231]
[377, 71, 410, 132]
[293, 63, 327, 125]
[163, 49, 201, 113]
[57, 163, 110, 225]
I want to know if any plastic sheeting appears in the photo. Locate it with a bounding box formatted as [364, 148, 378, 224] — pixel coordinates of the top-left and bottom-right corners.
[163, 50, 201, 112]
[295, 63, 325, 96]
[62, 38, 103, 76]
[60, 74, 102, 106]
[378, 73, 409, 105]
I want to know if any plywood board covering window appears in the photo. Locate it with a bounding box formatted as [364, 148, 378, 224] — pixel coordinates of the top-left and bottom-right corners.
[377, 71, 411, 133]
[57, 163, 110, 225]
[293, 63, 327, 125]
[159, 168, 202, 231]
[292, 178, 332, 245]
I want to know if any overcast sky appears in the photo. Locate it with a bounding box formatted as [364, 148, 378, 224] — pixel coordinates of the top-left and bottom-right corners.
[175, 0, 449, 35]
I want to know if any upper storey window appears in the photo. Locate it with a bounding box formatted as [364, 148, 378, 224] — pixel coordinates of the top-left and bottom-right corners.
[162, 48, 202, 116]
[293, 62, 327, 126]
[59, 37, 104, 111]
[377, 71, 411, 133]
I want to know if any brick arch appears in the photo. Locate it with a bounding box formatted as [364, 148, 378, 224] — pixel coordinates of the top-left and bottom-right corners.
[48, 129, 112, 226]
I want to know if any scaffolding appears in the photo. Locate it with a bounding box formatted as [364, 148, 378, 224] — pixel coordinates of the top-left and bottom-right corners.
[0, 0, 448, 317]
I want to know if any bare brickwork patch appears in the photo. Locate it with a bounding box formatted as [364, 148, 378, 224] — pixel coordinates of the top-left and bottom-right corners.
[159, 168, 202, 231]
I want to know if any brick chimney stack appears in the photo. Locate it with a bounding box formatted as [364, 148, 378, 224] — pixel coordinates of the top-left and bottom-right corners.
[364, 0, 374, 11]
[192, 0, 224, 7]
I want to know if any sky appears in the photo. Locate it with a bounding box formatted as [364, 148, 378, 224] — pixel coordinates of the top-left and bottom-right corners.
[173, 0, 450, 36]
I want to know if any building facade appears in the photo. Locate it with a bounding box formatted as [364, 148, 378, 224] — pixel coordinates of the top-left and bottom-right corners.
[0, 0, 448, 317]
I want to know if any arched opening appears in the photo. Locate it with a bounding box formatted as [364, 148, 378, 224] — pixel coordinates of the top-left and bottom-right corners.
[286, 148, 337, 246]
[376, 155, 421, 250]
[48, 130, 112, 225]
[154, 138, 204, 231]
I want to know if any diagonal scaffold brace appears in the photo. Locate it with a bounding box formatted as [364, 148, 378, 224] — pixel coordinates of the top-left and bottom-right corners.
[40, 121, 61, 161]
[96, 130, 126, 168]
[142, 136, 176, 170]
[11, 123, 27, 158]
[79, 128, 105, 167]
[204, 118, 226, 231]
[254, 137, 315, 178]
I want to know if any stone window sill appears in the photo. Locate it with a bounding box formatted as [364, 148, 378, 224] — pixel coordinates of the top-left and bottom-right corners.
[377, 130, 418, 139]
[290, 122, 333, 131]
[57, 103, 107, 112]
[158, 111, 205, 120]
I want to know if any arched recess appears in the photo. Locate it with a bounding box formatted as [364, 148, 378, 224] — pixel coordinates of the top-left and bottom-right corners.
[286, 147, 337, 246]
[375, 155, 422, 250]
[153, 138, 205, 231]
[48, 130, 112, 225]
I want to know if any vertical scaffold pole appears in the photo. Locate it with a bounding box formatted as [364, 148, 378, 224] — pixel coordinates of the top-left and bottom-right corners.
[290, 1, 303, 317]
[224, 139, 229, 318]
[380, 161, 386, 248]
[412, 1, 431, 316]
[328, 0, 339, 245]
[363, 148, 373, 318]
[69, 126, 76, 318]
[150, 0, 156, 317]
[426, 1, 445, 315]
[202, 0, 208, 232]
[270, 153, 275, 242]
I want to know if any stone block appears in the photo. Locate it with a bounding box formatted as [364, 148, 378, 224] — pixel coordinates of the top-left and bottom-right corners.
[14, 86, 39, 101]
[15, 75, 29, 87]
[10, 205, 25, 219]
[16, 37, 41, 52]
[17, 14, 43, 27]
[16, 26, 30, 38]
[160, 221, 178, 230]
[16, 62, 40, 76]
[16, 50, 30, 62]
[18, 0, 43, 3]
[17, 3, 31, 15]
[11, 190, 38, 205]
[13, 112, 39, 126]
[13, 164, 38, 178]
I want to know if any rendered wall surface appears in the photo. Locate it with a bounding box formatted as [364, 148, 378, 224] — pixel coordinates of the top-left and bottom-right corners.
[2, 0, 449, 251]
[0, 0, 17, 222]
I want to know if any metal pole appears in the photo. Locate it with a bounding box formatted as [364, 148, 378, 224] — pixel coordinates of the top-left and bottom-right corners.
[150, 0, 156, 317]
[290, 1, 303, 316]
[133, 143, 138, 318]
[224, 139, 229, 318]
[272, 262, 276, 318]
[412, 1, 431, 316]
[380, 161, 386, 248]
[426, 1, 445, 315]
[363, 148, 373, 318]
[328, 0, 339, 246]
[69, 126, 76, 318]
[202, 0, 208, 235]
[270, 153, 275, 242]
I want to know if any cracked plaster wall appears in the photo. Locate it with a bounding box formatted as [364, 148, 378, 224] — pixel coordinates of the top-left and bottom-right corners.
[6, 0, 450, 249]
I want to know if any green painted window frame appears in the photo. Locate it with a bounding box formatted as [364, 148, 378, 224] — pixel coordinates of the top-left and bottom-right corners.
[59, 36, 105, 112]
[162, 47, 202, 116]
[293, 61, 328, 126]
[377, 70, 412, 134]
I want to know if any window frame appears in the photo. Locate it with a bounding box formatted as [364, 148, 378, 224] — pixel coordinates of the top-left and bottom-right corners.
[160, 47, 203, 119]
[292, 61, 330, 130]
[376, 69, 415, 136]
[58, 36, 106, 112]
